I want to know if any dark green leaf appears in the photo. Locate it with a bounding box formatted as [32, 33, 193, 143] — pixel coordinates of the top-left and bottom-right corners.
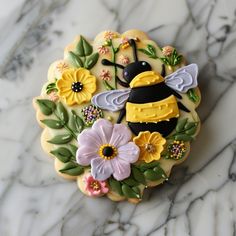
[71, 110, 84, 133]
[122, 184, 140, 199]
[46, 82, 58, 94]
[85, 53, 99, 69]
[174, 134, 193, 141]
[47, 134, 73, 144]
[76, 36, 93, 57]
[185, 125, 197, 135]
[132, 166, 146, 185]
[144, 169, 163, 181]
[36, 99, 56, 116]
[187, 89, 199, 103]
[50, 147, 72, 163]
[138, 161, 160, 172]
[138, 48, 153, 56]
[123, 177, 139, 186]
[68, 51, 83, 68]
[69, 144, 78, 157]
[132, 186, 141, 195]
[153, 166, 168, 179]
[147, 44, 156, 56]
[56, 102, 69, 124]
[59, 162, 84, 176]
[160, 57, 170, 65]
[40, 119, 64, 129]
[176, 118, 188, 132]
[109, 178, 123, 195]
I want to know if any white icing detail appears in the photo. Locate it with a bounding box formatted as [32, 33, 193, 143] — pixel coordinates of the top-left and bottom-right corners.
[165, 64, 198, 93]
[91, 89, 131, 112]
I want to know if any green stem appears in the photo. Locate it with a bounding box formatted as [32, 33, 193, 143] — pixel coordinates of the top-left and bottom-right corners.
[54, 112, 77, 140]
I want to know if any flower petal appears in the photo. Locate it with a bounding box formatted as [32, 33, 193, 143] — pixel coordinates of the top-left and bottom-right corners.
[117, 142, 139, 163]
[78, 128, 103, 148]
[110, 158, 131, 181]
[91, 157, 113, 181]
[92, 119, 113, 144]
[76, 146, 98, 166]
[109, 123, 132, 147]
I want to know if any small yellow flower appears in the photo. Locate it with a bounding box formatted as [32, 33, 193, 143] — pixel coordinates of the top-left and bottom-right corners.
[57, 68, 96, 106]
[133, 131, 166, 163]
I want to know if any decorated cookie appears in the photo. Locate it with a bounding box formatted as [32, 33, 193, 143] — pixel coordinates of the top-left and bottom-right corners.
[33, 30, 201, 203]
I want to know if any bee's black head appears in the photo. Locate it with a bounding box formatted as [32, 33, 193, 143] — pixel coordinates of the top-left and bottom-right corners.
[101, 39, 152, 85]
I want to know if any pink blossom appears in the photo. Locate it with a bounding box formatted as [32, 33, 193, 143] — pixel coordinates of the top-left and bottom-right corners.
[84, 175, 109, 196]
[98, 45, 109, 54]
[48, 91, 59, 102]
[162, 46, 174, 56]
[119, 55, 130, 65]
[76, 119, 140, 181]
[99, 69, 112, 81]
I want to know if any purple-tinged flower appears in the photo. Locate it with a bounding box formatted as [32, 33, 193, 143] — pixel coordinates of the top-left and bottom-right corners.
[76, 119, 140, 181]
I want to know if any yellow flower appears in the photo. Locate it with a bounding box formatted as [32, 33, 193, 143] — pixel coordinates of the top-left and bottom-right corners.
[57, 68, 96, 106]
[133, 131, 166, 163]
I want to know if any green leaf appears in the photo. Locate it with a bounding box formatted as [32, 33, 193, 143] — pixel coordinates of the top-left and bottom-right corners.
[123, 177, 139, 186]
[184, 122, 196, 130]
[40, 119, 64, 129]
[59, 162, 84, 176]
[176, 118, 188, 132]
[76, 36, 93, 57]
[138, 161, 160, 172]
[46, 82, 57, 94]
[144, 169, 163, 181]
[68, 51, 83, 68]
[147, 44, 156, 56]
[36, 99, 56, 116]
[108, 178, 123, 196]
[132, 166, 146, 185]
[174, 134, 193, 141]
[122, 184, 140, 199]
[47, 134, 73, 144]
[85, 53, 99, 69]
[185, 125, 197, 135]
[138, 48, 153, 57]
[132, 186, 141, 195]
[50, 147, 72, 163]
[153, 166, 168, 179]
[56, 102, 69, 124]
[69, 144, 78, 157]
[160, 57, 170, 65]
[71, 110, 84, 133]
[187, 89, 199, 103]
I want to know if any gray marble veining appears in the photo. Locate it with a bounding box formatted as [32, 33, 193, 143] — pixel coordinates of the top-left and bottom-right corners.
[0, 0, 236, 235]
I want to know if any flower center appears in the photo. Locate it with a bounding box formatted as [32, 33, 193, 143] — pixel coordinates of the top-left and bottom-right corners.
[90, 180, 101, 191]
[99, 144, 117, 160]
[71, 82, 83, 92]
[145, 143, 156, 153]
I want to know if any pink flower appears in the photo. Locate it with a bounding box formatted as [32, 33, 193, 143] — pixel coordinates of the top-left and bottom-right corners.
[119, 55, 130, 65]
[98, 45, 109, 54]
[76, 119, 140, 181]
[48, 91, 59, 102]
[84, 175, 109, 196]
[162, 46, 174, 56]
[99, 69, 112, 81]
[104, 31, 117, 40]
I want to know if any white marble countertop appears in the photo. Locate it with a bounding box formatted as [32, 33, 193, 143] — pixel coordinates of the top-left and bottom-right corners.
[1, 0, 236, 235]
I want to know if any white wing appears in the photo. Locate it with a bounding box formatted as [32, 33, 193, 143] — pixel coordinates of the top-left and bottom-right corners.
[91, 88, 131, 112]
[165, 64, 198, 93]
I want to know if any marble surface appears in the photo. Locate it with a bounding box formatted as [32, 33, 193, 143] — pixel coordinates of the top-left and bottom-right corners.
[0, 0, 236, 235]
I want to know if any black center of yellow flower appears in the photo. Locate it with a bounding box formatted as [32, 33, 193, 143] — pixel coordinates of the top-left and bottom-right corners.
[71, 82, 83, 92]
[102, 146, 114, 157]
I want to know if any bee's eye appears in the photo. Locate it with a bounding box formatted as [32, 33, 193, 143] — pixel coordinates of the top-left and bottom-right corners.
[142, 62, 147, 66]
[124, 71, 128, 77]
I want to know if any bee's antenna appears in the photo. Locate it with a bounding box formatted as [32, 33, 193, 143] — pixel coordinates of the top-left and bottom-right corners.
[101, 59, 124, 69]
[128, 39, 138, 62]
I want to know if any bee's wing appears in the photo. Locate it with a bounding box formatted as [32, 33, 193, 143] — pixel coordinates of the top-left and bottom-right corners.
[165, 64, 198, 93]
[91, 88, 131, 112]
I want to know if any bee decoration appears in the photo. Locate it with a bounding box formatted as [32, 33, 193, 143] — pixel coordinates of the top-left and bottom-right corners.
[92, 39, 198, 137]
